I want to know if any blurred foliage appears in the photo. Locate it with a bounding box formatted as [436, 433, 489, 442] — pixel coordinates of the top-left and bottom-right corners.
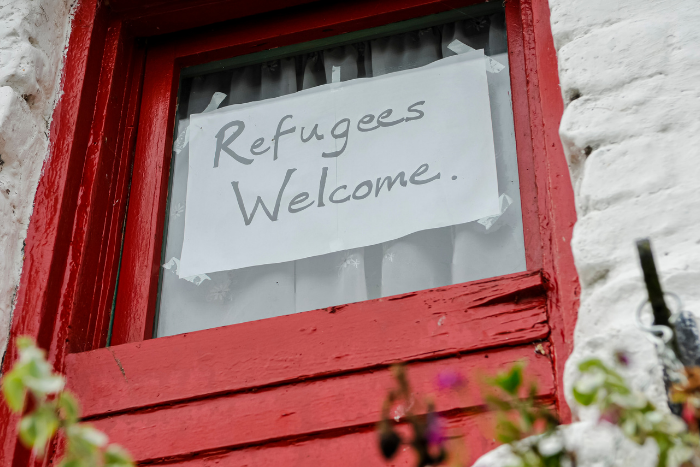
[484, 363, 572, 467]
[1, 337, 134, 467]
[377, 365, 448, 467]
[573, 357, 700, 467]
[378, 353, 700, 467]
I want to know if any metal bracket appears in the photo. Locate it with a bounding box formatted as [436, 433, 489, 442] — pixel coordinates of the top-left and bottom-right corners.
[636, 238, 700, 411]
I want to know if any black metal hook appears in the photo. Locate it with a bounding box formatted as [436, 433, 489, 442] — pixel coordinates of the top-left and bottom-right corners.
[636, 238, 683, 358]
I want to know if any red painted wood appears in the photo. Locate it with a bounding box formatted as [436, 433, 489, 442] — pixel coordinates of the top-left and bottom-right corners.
[91, 346, 553, 462]
[84, 37, 147, 351]
[505, 0, 542, 272]
[161, 0, 483, 71]
[0, 0, 109, 464]
[515, 0, 580, 421]
[71, 271, 546, 417]
[60, 20, 126, 352]
[158, 409, 523, 467]
[532, 0, 580, 414]
[114, 0, 319, 36]
[115, 0, 482, 37]
[111, 43, 177, 345]
[57, 21, 143, 354]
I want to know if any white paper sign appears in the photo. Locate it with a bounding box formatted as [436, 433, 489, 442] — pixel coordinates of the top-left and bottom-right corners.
[179, 50, 499, 277]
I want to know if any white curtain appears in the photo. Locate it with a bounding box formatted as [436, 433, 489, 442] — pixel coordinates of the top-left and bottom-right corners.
[156, 13, 526, 338]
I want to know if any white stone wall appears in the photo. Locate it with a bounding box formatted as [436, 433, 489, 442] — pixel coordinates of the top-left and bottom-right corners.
[0, 0, 74, 358]
[552, 0, 700, 412]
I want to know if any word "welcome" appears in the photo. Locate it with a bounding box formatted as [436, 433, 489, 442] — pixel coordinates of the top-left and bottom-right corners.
[232, 162, 441, 226]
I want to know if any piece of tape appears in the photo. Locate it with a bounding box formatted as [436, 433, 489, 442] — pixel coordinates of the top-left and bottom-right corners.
[485, 57, 505, 74]
[477, 193, 513, 230]
[203, 92, 227, 112]
[447, 39, 475, 55]
[447, 39, 505, 74]
[330, 65, 342, 92]
[163, 257, 211, 285]
[332, 66, 341, 83]
[173, 119, 190, 155]
[174, 92, 228, 155]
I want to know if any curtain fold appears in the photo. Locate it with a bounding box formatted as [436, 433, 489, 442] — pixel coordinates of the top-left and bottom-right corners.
[295, 45, 367, 313]
[156, 13, 527, 338]
[370, 27, 454, 297]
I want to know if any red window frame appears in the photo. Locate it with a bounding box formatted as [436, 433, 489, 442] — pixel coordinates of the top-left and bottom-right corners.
[0, 0, 579, 465]
[114, 0, 545, 344]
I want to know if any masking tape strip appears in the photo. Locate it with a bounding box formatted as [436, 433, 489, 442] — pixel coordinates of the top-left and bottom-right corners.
[163, 257, 211, 285]
[330, 65, 343, 92]
[477, 193, 513, 230]
[174, 92, 228, 156]
[447, 39, 505, 74]
[332, 66, 341, 83]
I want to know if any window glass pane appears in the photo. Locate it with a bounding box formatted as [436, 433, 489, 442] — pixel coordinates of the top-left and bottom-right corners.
[155, 11, 526, 337]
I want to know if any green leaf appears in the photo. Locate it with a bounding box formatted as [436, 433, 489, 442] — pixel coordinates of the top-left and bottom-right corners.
[35, 407, 59, 453]
[621, 418, 638, 438]
[66, 426, 101, 463]
[485, 394, 513, 411]
[67, 423, 108, 457]
[24, 374, 65, 396]
[58, 457, 88, 467]
[655, 435, 671, 467]
[104, 445, 135, 467]
[2, 372, 27, 412]
[18, 414, 38, 448]
[572, 386, 597, 406]
[506, 456, 526, 467]
[522, 449, 542, 467]
[536, 408, 561, 430]
[58, 392, 81, 424]
[519, 407, 535, 432]
[528, 383, 538, 399]
[19, 347, 48, 370]
[16, 336, 36, 351]
[18, 407, 59, 456]
[496, 417, 522, 444]
[542, 453, 562, 467]
[578, 358, 606, 372]
[605, 380, 631, 396]
[494, 365, 523, 396]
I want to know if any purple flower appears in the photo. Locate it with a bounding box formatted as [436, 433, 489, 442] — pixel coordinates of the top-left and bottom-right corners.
[614, 350, 631, 367]
[426, 412, 446, 448]
[600, 407, 621, 425]
[436, 370, 466, 391]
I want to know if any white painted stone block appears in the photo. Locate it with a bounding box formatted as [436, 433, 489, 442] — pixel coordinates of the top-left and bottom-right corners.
[474, 420, 658, 467]
[0, 86, 40, 160]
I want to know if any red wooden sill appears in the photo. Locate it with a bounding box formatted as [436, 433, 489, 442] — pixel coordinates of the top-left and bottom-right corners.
[68, 270, 546, 418]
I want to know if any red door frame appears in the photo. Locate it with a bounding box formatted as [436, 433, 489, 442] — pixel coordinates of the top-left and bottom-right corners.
[0, 0, 578, 465]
